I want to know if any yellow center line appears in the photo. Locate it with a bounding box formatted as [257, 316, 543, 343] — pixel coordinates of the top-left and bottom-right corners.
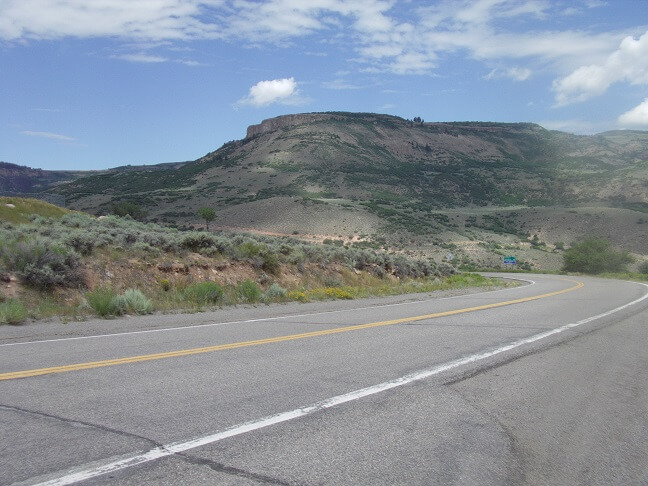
[0, 278, 584, 381]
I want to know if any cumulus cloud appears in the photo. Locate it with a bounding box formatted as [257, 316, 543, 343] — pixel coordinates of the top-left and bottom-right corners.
[20, 130, 76, 141]
[553, 30, 648, 105]
[237, 77, 303, 107]
[618, 98, 648, 126]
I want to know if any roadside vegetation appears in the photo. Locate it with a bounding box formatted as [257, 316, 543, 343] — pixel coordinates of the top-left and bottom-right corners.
[562, 237, 634, 274]
[465, 235, 648, 283]
[0, 198, 505, 325]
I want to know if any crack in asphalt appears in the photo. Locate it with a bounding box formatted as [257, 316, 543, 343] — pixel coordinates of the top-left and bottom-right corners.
[178, 452, 297, 485]
[0, 403, 162, 450]
[444, 385, 527, 485]
[1, 404, 298, 485]
[439, 300, 648, 388]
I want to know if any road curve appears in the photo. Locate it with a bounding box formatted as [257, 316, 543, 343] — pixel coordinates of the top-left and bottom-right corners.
[1, 274, 647, 485]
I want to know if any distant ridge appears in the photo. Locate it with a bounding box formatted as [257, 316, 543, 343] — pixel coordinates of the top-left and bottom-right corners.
[44, 112, 646, 216]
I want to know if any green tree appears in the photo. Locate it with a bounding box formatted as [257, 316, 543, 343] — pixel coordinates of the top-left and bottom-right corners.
[111, 201, 147, 220]
[562, 237, 633, 274]
[198, 207, 216, 231]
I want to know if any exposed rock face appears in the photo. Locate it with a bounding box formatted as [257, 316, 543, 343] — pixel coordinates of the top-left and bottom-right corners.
[246, 113, 338, 138]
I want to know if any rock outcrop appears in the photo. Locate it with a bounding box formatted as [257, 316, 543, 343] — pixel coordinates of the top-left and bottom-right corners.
[246, 113, 337, 138]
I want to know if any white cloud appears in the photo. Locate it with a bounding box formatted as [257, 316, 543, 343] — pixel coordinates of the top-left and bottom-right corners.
[176, 59, 205, 66]
[111, 53, 168, 63]
[618, 98, 648, 126]
[0, 0, 224, 41]
[304, 51, 329, 57]
[584, 0, 607, 8]
[110, 50, 205, 65]
[345, 0, 624, 79]
[237, 77, 303, 107]
[222, 0, 395, 43]
[386, 51, 437, 75]
[20, 130, 76, 141]
[485, 67, 532, 81]
[553, 30, 648, 105]
[1, 0, 644, 106]
[507, 67, 532, 81]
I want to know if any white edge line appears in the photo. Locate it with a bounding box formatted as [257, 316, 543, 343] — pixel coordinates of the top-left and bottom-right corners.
[33, 281, 648, 486]
[1, 277, 534, 347]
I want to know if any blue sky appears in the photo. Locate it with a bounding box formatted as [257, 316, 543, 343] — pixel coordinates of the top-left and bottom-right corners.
[2, 0, 648, 171]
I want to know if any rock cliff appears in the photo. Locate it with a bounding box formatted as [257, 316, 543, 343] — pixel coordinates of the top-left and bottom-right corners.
[246, 113, 338, 138]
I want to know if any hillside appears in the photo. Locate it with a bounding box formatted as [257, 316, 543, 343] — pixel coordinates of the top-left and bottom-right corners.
[0, 160, 190, 195]
[2, 197, 500, 324]
[0, 196, 71, 223]
[34, 112, 648, 268]
[0, 162, 86, 193]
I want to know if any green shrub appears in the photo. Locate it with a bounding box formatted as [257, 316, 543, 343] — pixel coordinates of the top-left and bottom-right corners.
[6, 240, 83, 289]
[111, 201, 147, 220]
[262, 283, 287, 302]
[85, 288, 153, 317]
[324, 276, 344, 287]
[638, 261, 648, 274]
[160, 279, 171, 291]
[122, 288, 154, 314]
[0, 299, 28, 324]
[198, 246, 220, 257]
[60, 213, 94, 228]
[86, 288, 120, 317]
[132, 241, 161, 256]
[183, 281, 223, 305]
[562, 237, 634, 274]
[109, 294, 129, 316]
[237, 279, 261, 303]
[65, 231, 96, 255]
[237, 241, 263, 258]
[261, 251, 280, 274]
[180, 232, 218, 252]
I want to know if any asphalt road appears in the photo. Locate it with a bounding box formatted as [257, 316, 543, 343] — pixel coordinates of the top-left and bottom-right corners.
[1, 274, 647, 485]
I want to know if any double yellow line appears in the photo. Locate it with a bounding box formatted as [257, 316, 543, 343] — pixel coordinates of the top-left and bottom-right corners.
[0, 279, 584, 381]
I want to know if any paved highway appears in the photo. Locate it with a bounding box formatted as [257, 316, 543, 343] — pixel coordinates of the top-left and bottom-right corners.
[1, 274, 647, 485]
